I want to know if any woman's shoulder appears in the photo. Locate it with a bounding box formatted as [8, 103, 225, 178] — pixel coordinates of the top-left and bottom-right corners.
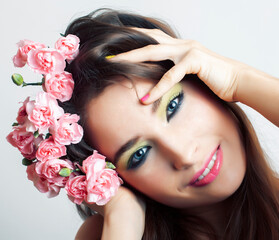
[75, 214, 104, 240]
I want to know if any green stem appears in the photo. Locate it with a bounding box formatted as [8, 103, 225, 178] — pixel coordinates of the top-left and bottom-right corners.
[22, 82, 43, 87]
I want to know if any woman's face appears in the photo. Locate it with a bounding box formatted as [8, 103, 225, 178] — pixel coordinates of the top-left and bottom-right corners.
[86, 78, 246, 208]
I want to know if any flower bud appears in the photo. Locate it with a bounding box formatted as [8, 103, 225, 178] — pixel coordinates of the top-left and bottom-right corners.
[33, 130, 39, 138]
[45, 133, 51, 139]
[11, 73, 24, 86]
[106, 162, 116, 169]
[59, 167, 72, 177]
[22, 158, 34, 166]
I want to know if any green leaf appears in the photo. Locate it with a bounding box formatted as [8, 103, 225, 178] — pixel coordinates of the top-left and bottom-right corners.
[11, 73, 24, 86]
[106, 162, 116, 169]
[33, 130, 39, 138]
[45, 133, 51, 139]
[59, 168, 72, 177]
[12, 122, 19, 127]
[22, 158, 34, 166]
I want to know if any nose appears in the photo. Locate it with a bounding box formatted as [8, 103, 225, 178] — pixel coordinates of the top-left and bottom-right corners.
[154, 129, 197, 170]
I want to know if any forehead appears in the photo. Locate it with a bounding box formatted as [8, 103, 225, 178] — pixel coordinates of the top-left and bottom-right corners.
[85, 79, 155, 160]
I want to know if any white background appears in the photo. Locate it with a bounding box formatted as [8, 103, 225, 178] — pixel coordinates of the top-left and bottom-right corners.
[1, 0, 279, 239]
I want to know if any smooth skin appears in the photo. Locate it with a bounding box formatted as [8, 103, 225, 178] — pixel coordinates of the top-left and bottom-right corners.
[76, 28, 279, 240]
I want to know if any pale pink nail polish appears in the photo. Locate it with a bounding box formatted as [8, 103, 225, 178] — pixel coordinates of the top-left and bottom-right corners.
[140, 93, 150, 102]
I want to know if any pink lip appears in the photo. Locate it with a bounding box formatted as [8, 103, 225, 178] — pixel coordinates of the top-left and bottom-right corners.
[189, 144, 222, 187]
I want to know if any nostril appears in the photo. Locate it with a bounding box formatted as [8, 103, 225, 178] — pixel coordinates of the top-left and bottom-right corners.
[173, 159, 191, 170]
[172, 147, 197, 170]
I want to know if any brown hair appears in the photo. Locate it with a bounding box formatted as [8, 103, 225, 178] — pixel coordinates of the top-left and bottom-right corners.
[61, 8, 279, 239]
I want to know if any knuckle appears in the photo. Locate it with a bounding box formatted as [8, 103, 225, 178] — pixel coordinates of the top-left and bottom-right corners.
[155, 80, 169, 93]
[187, 47, 201, 58]
[163, 70, 176, 83]
[189, 40, 202, 48]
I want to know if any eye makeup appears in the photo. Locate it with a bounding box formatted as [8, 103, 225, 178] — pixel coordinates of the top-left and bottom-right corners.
[166, 91, 184, 122]
[117, 140, 151, 170]
[127, 145, 152, 170]
[117, 83, 185, 170]
[156, 83, 184, 121]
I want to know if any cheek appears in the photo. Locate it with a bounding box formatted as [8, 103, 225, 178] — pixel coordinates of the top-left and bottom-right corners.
[190, 86, 236, 137]
[117, 162, 174, 201]
[178, 91, 227, 136]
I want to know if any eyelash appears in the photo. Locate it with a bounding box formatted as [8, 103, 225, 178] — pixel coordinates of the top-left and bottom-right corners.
[127, 90, 184, 170]
[166, 91, 184, 122]
[127, 146, 152, 170]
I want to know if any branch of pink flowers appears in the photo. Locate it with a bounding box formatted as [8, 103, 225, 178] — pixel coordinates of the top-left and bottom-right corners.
[7, 34, 122, 206]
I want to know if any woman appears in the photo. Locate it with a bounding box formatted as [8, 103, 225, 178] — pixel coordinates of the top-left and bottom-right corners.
[60, 9, 279, 239]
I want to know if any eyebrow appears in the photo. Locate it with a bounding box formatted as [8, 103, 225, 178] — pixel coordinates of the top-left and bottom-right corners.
[114, 136, 140, 165]
[152, 97, 162, 113]
[114, 96, 163, 164]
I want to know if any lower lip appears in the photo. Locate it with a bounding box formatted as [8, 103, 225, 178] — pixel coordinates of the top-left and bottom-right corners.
[190, 145, 223, 187]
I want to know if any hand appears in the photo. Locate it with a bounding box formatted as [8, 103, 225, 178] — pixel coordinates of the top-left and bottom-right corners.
[85, 186, 145, 216]
[85, 187, 146, 239]
[110, 27, 250, 103]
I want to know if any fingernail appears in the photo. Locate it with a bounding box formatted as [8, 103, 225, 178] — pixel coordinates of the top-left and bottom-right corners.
[105, 55, 115, 59]
[140, 93, 150, 102]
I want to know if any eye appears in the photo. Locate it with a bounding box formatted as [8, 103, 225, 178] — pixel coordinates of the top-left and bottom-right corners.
[127, 146, 152, 170]
[166, 91, 184, 122]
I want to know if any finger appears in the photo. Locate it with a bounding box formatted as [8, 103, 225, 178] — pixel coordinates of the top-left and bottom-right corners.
[84, 201, 105, 216]
[109, 44, 174, 63]
[129, 27, 177, 45]
[140, 62, 189, 104]
[141, 56, 200, 104]
[110, 43, 192, 64]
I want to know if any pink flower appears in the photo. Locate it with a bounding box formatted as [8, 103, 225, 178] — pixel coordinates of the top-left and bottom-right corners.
[44, 72, 74, 102]
[36, 136, 67, 162]
[27, 48, 65, 75]
[82, 151, 122, 205]
[13, 40, 46, 67]
[82, 150, 106, 174]
[25, 92, 64, 134]
[50, 113, 83, 145]
[35, 158, 74, 187]
[27, 163, 61, 198]
[86, 169, 121, 205]
[6, 126, 43, 160]
[55, 34, 80, 62]
[65, 175, 87, 205]
[16, 97, 30, 125]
